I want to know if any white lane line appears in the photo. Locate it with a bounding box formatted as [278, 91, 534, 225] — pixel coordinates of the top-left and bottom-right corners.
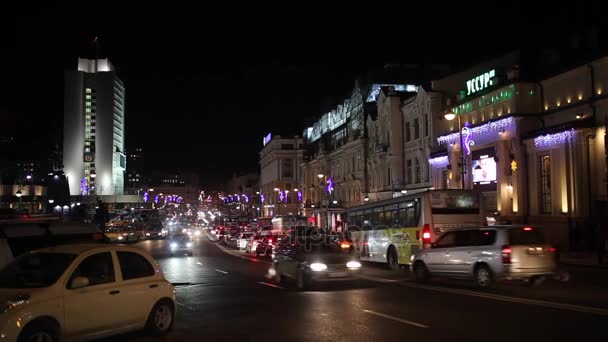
[176, 301, 195, 311]
[258, 281, 285, 289]
[196, 262, 203, 266]
[400, 282, 608, 317]
[363, 309, 429, 328]
[215, 269, 229, 274]
[357, 275, 402, 283]
[214, 241, 272, 265]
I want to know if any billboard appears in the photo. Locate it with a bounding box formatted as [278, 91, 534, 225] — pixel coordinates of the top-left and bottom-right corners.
[472, 156, 497, 183]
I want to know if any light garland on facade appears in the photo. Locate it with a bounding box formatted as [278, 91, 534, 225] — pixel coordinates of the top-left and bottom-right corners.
[428, 155, 449, 167]
[533, 129, 575, 148]
[437, 117, 514, 145]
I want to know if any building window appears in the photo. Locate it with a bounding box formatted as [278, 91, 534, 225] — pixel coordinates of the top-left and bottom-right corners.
[85, 88, 92, 94]
[405, 122, 411, 142]
[415, 159, 421, 183]
[406, 160, 412, 184]
[414, 118, 420, 140]
[387, 168, 391, 187]
[281, 159, 294, 179]
[424, 115, 429, 137]
[539, 154, 552, 214]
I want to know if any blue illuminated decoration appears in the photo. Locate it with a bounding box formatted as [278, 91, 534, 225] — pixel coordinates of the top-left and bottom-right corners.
[245, 195, 250, 203]
[154, 195, 159, 204]
[326, 178, 334, 195]
[80, 178, 89, 196]
[297, 191, 303, 202]
[143, 191, 149, 203]
[237, 194, 241, 202]
[261, 194, 266, 203]
[263, 133, 272, 146]
[164, 197, 168, 204]
[462, 123, 474, 156]
[279, 191, 285, 202]
[229, 195, 233, 201]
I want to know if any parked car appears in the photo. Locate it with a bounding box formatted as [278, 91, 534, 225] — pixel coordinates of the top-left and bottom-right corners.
[271, 236, 362, 289]
[245, 234, 265, 254]
[0, 244, 176, 341]
[237, 232, 255, 250]
[144, 223, 166, 239]
[225, 231, 241, 248]
[255, 234, 282, 258]
[169, 234, 193, 256]
[411, 225, 557, 287]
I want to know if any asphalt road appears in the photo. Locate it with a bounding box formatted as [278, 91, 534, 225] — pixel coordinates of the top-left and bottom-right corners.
[103, 235, 608, 341]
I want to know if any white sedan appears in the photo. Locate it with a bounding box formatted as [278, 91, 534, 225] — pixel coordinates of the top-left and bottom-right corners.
[0, 244, 176, 342]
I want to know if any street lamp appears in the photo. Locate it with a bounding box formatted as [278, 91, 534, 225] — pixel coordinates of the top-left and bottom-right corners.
[48, 199, 54, 204]
[364, 195, 370, 202]
[317, 173, 324, 179]
[26, 175, 32, 180]
[444, 110, 466, 189]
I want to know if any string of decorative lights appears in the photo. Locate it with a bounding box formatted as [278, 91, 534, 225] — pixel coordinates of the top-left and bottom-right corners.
[437, 117, 514, 145]
[533, 129, 575, 148]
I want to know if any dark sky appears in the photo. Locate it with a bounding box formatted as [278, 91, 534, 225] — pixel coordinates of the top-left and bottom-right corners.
[0, 7, 603, 186]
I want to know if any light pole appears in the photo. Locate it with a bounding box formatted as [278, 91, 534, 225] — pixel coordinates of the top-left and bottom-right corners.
[317, 173, 326, 230]
[15, 189, 22, 209]
[444, 110, 466, 189]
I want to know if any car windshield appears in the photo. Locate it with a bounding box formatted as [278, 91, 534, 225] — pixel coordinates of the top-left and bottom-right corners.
[508, 227, 546, 245]
[0, 252, 77, 288]
[172, 234, 190, 241]
[147, 225, 162, 231]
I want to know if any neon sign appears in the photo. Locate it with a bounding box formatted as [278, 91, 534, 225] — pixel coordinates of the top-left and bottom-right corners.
[262, 133, 272, 146]
[326, 178, 334, 195]
[261, 194, 266, 203]
[461, 123, 474, 156]
[466, 69, 496, 96]
[297, 191, 303, 202]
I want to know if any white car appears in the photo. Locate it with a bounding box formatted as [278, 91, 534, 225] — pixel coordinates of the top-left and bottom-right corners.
[0, 244, 176, 341]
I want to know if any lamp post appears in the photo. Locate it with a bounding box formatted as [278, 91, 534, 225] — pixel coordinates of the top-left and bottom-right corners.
[444, 110, 466, 189]
[15, 189, 22, 209]
[317, 173, 327, 230]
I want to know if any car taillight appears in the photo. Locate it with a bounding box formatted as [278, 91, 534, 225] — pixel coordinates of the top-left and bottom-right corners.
[340, 241, 351, 249]
[548, 247, 556, 253]
[523, 227, 533, 231]
[502, 245, 512, 264]
[268, 239, 273, 245]
[422, 224, 431, 244]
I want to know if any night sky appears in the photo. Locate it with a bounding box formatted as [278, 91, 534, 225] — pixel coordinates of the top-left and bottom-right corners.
[0, 8, 603, 187]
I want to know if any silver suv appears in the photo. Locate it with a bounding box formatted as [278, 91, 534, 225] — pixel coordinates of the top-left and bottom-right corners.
[411, 225, 557, 287]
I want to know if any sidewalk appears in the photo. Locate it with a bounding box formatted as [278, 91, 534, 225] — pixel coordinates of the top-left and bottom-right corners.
[559, 251, 608, 268]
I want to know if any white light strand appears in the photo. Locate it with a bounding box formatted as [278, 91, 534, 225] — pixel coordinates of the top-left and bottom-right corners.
[533, 129, 575, 148]
[428, 155, 449, 167]
[437, 117, 514, 145]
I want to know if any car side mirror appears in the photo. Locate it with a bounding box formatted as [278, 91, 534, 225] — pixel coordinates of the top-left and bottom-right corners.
[70, 276, 90, 289]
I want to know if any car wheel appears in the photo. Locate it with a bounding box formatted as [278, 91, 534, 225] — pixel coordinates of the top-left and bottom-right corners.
[474, 265, 494, 288]
[146, 299, 175, 336]
[387, 246, 399, 270]
[296, 269, 306, 290]
[413, 261, 430, 283]
[18, 320, 59, 342]
[528, 275, 546, 287]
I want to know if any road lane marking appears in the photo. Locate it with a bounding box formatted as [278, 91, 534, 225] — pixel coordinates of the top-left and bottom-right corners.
[214, 240, 272, 265]
[258, 281, 285, 289]
[215, 269, 229, 274]
[196, 262, 203, 266]
[357, 275, 402, 283]
[176, 301, 195, 311]
[363, 310, 429, 328]
[400, 282, 608, 316]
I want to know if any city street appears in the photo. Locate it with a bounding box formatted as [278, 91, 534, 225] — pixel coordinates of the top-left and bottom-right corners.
[106, 235, 608, 341]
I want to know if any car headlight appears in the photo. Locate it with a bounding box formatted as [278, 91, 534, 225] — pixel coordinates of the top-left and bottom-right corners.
[170, 242, 177, 249]
[346, 261, 361, 269]
[310, 263, 327, 272]
[117, 236, 124, 240]
[186, 242, 192, 247]
[1, 295, 29, 313]
[146, 233, 151, 236]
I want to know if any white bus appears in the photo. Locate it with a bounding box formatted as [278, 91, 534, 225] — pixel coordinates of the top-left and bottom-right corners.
[345, 189, 482, 269]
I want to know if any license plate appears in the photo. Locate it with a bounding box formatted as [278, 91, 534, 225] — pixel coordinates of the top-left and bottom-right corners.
[328, 272, 347, 278]
[526, 247, 544, 255]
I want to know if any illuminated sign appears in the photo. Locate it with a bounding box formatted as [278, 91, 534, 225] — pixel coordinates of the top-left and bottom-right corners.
[466, 69, 496, 96]
[262, 133, 272, 146]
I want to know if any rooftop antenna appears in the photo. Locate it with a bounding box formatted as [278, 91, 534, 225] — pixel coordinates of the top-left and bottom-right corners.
[92, 36, 99, 71]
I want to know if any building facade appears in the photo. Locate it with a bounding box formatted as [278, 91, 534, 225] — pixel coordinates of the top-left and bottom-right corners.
[64, 58, 126, 197]
[125, 147, 144, 193]
[259, 134, 304, 217]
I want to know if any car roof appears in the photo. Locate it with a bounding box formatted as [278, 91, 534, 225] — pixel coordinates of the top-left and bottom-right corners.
[447, 225, 538, 232]
[34, 243, 144, 255]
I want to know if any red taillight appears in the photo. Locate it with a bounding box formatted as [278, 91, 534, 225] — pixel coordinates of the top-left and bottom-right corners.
[549, 247, 556, 253]
[340, 241, 351, 249]
[422, 224, 431, 243]
[268, 239, 273, 245]
[523, 227, 533, 231]
[502, 245, 512, 264]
